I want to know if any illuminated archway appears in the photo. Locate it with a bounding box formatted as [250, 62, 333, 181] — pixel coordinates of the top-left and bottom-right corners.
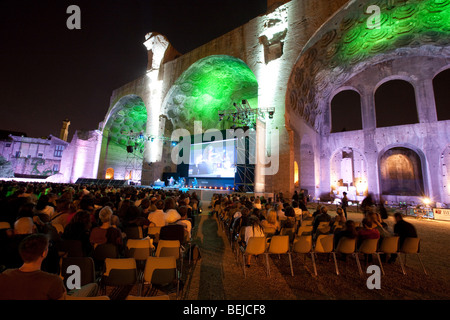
[100, 95, 147, 180]
[379, 147, 425, 196]
[162, 55, 259, 132]
[294, 161, 299, 187]
[105, 168, 114, 180]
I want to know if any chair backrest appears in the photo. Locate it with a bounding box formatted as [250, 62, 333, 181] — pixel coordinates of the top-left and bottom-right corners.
[318, 221, 330, 228]
[156, 240, 181, 258]
[280, 227, 295, 243]
[143, 256, 177, 285]
[358, 238, 379, 254]
[297, 225, 313, 236]
[263, 227, 276, 237]
[60, 239, 84, 257]
[52, 222, 64, 235]
[147, 226, 161, 242]
[400, 237, 421, 254]
[336, 237, 357, 254]
[61, 257, 95, 288]
[314, 234, 334, 253]
[293, 235, 312, 254]
[245, 237, 266, 255]
[160, 224, 185, 244]
[268, 235, 289, 254]
[379, 236, 399, 254]
[0, 221, 11, 230]
[303, 220, 313, 226]
[125, 295, 170, 300]
[66, 295, 110, 300]
[103, 258, 137, 286]
[124, 226, 143, 240]
[126, 238, 154, 261]
[93, 243, 119, 261]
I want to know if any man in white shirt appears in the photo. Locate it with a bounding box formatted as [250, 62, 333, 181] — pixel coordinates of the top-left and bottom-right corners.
[147, 200, 166, 227]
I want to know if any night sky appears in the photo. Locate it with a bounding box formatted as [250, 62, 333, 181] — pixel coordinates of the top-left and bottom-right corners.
[0, 0, 267, 139]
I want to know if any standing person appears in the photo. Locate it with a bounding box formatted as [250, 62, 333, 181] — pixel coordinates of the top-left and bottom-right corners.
[0, 234, 66, 300]
[341, 192, 349, 219]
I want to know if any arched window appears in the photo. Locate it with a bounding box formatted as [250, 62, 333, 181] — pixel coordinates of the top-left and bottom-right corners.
[375, 80, 418, 128]
[433, 68, 450, 121]
[294, 161, 299, 187]
[330, 90, 362, 133]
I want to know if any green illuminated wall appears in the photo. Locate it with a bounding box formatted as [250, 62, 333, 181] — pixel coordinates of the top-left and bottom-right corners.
[163, 55, 258, 131]
[104, 95, 147, 151]
[287, 0, 450, 131]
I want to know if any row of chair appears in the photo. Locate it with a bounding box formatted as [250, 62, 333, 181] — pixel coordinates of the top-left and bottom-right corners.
[239, 234, 427, 278]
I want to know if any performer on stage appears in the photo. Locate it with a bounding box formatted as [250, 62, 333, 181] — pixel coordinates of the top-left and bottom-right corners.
[192, 177, 198, 188]
[168, 176, 175, 186]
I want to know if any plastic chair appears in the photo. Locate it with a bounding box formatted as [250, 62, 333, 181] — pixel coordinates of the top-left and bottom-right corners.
[52, 222, 64, 235]
[155, 240, 182, 277]
[92, 243, 119, 271]
[101, 258, 138, 298]
[60, 257, 96, 289]
[240, 237, 268, 278]
[297, 225, 313, 236]
[335, 237, 359, 276]
[377, 236, 399, 275]
[126, 238, 155, 277]
[0, 222, 11, 230]
[357, 238, 382, 276]
[292, 235, 315, 273]
[142, 256, 179, 299]
[263, 227, 277, 238]
[147, 226, 161, 243]
[312, 234, 338, 276]
[280, 227, 296, 244]
[265, 235, 294, 277]
[399, 237, 427, 275]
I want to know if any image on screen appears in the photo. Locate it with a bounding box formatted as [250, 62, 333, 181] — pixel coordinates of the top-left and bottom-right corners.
[188, 139, 236, 178]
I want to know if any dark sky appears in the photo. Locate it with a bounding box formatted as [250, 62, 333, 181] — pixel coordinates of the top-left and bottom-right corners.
[0, 0, 267, 139]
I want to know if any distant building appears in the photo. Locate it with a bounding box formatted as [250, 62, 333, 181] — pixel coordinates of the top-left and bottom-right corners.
[0, 133, 68, 179]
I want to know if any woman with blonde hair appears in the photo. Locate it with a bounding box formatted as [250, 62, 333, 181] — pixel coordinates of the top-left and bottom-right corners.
[261, 209, 280, 233]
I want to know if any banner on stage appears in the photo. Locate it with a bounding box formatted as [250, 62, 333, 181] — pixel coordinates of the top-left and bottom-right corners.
[433, 208, 450, 221]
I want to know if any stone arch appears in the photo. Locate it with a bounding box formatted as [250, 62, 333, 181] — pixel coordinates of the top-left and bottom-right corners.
[330, 147, 368, 199]
[378, 145, 427, 197]
[374, 79, 419, 128]
[285, 0, 450, 132]
[433, 67, 450, 121]
[161, 55, 259, 133]
[99, 95, 147, 180]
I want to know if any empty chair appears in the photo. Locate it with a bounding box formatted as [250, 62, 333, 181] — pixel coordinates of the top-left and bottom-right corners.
[292, 235, 315, 273]
[312, 234, 338, 276]
[0, 221, 11, 230]
[155, 240, 182, 277]
[377, 236, 399, 275]
[357, 238, 383, 276]
[335, 237, 359, 276]
[100, 258, 138, 298]
[92, 243, 119, 271]
[399, 237, 427, 275]
[60, 257, 96, 289]
[240, 237, 268, 278]
[142, 256, 179, 299]
[297, 225, 313, 237]
[265, 235, 294, 277]
[126, 238, 155, 275]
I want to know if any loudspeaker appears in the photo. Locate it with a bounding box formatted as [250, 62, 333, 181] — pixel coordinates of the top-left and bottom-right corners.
[127, 145, 133, 153]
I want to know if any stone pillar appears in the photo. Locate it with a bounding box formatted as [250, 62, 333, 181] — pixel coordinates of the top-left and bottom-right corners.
[414, 78, 438, 123]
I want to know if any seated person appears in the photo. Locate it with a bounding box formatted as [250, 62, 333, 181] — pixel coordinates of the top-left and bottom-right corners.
[313, 206, 331, 235]
[147, 200, 166, 227]
[261, 209, 281, 233]
[357, 218, 380, 249]
[176, 206, 192, 241]
[0, 234, 66, 300]
[89, 206, 123, 249]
